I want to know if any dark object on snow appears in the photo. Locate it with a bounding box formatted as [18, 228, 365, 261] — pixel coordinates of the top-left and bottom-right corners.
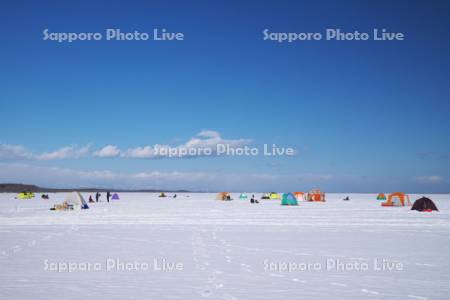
[343, 196, 350, 201]
[411, 197, 438, 212]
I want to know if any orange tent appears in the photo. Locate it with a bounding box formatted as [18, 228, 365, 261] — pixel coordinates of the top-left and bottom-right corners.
[381, 192, 411, 207]
[293, 192, 305, 201]
[216, 192, 231, 201]
[306, 189, 325, 202]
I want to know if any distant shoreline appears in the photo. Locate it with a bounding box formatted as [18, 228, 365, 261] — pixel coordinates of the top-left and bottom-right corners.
[1, 183, 449, 195]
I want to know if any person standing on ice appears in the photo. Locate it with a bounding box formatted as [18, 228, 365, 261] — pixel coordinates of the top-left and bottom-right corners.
[107, 191, 111, 202]
[251, 195, 255, 204]
[95, 192, 101, 202]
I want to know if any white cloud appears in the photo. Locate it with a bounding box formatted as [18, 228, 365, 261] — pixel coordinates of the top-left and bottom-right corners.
[36, 145, 90, 160]
[94, 145, 121, 158]
[122, 146, 156, 158]
[197, 130, 221, 139]
[297, 174, 333, 181]
[414, 175, 444, 183]
[0, 144, 34, 160]
[122, 130, 252, 159]
[0, 143, 90, 161]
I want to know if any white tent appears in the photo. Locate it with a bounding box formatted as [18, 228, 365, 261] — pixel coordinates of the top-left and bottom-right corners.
[64, 192, 89, 210]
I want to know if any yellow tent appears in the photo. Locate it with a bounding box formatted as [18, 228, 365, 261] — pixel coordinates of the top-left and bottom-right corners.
[17, 192, 35, 199]
[216, 192, 231, 201]
[269, 192, 280, 199]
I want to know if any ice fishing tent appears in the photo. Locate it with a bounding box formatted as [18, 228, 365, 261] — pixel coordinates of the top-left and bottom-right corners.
[159, 192, 166, 198]
[261, 193, 270, 199]
[376, 193, 386, 201]
[111, 193, 120, 200]
[269, 192, 280, 199]
[281, 193, 298, 206]
[217, 192, 232, 201]
[17, 192, 35, 199]
[411, 197, 438, 212]
[382, 192, 411, 207]
[239, 193, 248, 199]
[307, 189, 325, 202]
[53, 192, 89, 210]
[293, 192, 305, 201]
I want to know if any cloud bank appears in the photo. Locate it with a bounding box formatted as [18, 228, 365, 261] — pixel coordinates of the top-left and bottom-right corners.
[0, 130, 251, 161]
[0, 144, 90, 161]
[0, 163, 332, 191]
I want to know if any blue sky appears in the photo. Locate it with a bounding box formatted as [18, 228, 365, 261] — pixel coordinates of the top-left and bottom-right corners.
[1, 0, 449, 192]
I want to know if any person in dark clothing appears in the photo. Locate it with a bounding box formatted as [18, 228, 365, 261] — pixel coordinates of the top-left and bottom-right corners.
[173, 194, 177, 198]
[250, 195, 255, 204]
[95, 192, 101, 202]
[107, 191, 111, 203]
[89, 195, 95, 203]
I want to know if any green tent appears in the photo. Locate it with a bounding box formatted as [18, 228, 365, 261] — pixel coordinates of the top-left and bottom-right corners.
[376, 193, 386, 200]
[281, 193, 298, 206]
[239, 193, 248, 199]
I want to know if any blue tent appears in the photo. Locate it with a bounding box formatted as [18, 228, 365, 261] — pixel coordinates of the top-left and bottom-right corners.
[281, 193, 298, 206]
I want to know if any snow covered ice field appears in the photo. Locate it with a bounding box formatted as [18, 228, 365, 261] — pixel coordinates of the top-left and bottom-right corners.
[0, 193, 449, 300]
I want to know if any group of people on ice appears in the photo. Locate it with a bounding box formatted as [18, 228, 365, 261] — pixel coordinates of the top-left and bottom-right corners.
[88, 191, 112, 203]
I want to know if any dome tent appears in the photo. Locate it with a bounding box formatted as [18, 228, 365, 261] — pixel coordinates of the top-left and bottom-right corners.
[217, 192, 232, 201]
[51, 192, 89, 211]
[269, 192, 280, 200]
[65, 192, 89, 209]
[239, 193, 248, 199]
[382, 192, 411, 207]
[17, 192, 35, 199]
[307, 189, 325, 202]
[281, 193, 298, 206]
[111, 193, 120, 200]
[376, 193, 386, 201]
[293, 192, 305, 201]
[261, 193, 270, 199]
[411, 197, 438, 212]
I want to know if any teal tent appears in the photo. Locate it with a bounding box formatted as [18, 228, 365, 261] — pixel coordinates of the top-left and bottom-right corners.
[239, 193, 248, 199]
[281, 193, 298, 206]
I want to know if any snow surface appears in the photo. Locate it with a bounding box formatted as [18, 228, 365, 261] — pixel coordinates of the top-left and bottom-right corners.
[0, 193, 449, 300]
